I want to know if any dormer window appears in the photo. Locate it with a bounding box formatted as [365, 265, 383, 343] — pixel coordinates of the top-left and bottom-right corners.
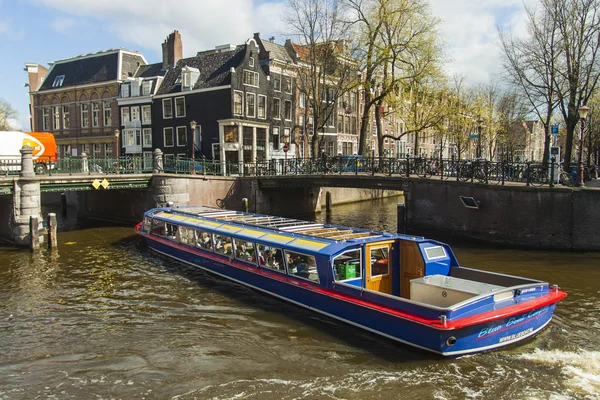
[141, 80, 152, 96]
[175, 76, 182, 85]
[181, 66, 200, 91]
[52, 75, 65, 88]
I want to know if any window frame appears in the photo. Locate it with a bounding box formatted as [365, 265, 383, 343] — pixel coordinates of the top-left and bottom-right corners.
[257, 94, 266, 119]
[175, 96, 186, 118]
[233, 90, 243, 116]
[162, 98, 173, 119]
[103, 101, 111, 126]
[333, 248, 363, 283]
[246, 92, 256, 118]
[121, 107, 130, 125]
[273, 97, 281, 120]
[284, 100, 292, 121]
[53, 105, 61, 130]
[141, 80, 152, 96]
[81, 104, 89, 128]
[176, 125, 187, 147]
[130, 106, 140, 122]
[163, 127, 175, 147]
[142, 128, 152, 148]
[62, 105, 69, 129]
[141, 105, 151, 124]
[121, 83, 130, 98]
[285, 250, 319, 283]
[42, 107, 50, 131]
[52, 75, 65, 88]
[243, 70, 259, 87]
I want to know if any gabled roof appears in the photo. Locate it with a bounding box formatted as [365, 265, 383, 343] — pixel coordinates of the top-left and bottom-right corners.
[38, 48, 146, 91]
[156, 45, 245, 95]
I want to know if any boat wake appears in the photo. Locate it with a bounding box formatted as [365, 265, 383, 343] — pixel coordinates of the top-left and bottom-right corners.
[517, 349, 600, 398]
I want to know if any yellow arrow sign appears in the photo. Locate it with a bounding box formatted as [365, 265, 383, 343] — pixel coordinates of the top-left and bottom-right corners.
[92, 179, 101, 189]
[101, 178, 110, 189]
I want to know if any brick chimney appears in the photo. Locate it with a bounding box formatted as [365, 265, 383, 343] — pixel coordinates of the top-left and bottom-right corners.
[24, 63, 49, 91]
[162, 30, 182, 68]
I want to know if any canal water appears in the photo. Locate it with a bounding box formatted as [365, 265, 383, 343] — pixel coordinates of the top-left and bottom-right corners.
[0, 198, 599, 399]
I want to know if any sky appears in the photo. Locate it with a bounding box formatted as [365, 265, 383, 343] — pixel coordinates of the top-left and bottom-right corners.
[0, 0, 533, 131]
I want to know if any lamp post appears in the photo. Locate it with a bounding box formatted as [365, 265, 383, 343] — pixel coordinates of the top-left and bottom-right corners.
[114, 129, 120, 159]
[477, 118, 483, 159]
[190, 120, 197, 174]
[576, 105, 590, 187]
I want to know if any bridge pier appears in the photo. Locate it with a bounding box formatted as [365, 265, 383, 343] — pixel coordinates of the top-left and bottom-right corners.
[9, 146, 43, 246]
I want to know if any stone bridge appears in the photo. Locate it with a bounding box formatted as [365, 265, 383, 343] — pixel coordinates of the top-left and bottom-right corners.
[2, 147, 600, 251]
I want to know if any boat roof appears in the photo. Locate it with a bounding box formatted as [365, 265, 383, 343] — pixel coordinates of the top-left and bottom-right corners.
[146, 206, 422, 256]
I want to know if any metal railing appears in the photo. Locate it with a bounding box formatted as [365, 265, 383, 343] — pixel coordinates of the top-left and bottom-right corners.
[0, 153, 592, 187]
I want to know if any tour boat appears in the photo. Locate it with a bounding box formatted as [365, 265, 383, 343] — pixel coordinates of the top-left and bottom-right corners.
[136, 205, 566, 356]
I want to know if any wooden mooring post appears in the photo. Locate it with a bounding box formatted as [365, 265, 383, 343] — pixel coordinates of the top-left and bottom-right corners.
[29, 215, 39, 250]
[47, 213, 57, 249]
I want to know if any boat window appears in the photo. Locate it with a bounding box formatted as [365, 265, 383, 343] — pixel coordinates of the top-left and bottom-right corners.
[333, 249, 362, 281]
[152, 219, 166, 236]
[286, 250, 319, 283]
[166, 223, 179, 240]
[257, 244, 285, 273]
[424, 246, 447, 260]
[233, 238, 257, 264]
[371, 246, 389, 277]
[143, 217, 152, 233]
[179, 226, 195, 245]
[195, 229, 213, 251]
[214, 234, 233, 257]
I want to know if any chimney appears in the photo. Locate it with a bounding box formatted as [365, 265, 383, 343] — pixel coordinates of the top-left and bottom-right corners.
[24, 63, 49, 91]
[162, 30, 183, 68]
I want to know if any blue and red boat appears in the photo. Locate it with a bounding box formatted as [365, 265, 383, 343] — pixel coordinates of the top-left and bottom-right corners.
[136, 206, 566, 356]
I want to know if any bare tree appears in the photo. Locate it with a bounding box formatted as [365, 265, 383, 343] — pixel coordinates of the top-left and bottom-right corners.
[499, 2, 559, 166]
[286, 0, 358, 157]
[0, 99, 18, 131]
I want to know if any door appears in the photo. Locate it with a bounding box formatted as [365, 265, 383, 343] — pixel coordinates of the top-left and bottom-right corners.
[366, 241, 393, 294]
[399, 240, 425, 299]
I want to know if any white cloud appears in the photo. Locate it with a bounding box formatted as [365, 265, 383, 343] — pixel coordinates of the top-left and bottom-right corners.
[0, 20, 9, 35]
[50, 17, 77, 33]
[35, 0, 286, 57]
[429, 0, 532, 86]
[7, 117, 22, 130]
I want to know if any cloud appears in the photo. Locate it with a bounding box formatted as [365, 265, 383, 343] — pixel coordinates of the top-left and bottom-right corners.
[50, 17, 77, 33]
[7, 117, 22, 130]
[35, 0, 286, 57]
[0, 20, 9, 35]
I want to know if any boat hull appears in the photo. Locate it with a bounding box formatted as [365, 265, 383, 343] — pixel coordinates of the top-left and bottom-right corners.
[142, 234, 560, 356]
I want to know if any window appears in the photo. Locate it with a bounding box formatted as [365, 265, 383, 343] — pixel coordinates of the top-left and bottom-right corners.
[142, 105, 151, 124]
[62, 105, 69, 129]
[125, 129, 141, 146]
[273, 126, 280, 149]
[164, 127, 174, 147]
[93, 143, 101, 158]
[257, 95, 266, 119]
[143, 151, 152, 170]
[233, 91, 243, 116]
[52, 75, 65, 88]
[143, 128, 152, 148]
[337, 114, 343, 132]
[233, 238, 257, 264]
[284, 76, 292, 93]
[121, 107, 130, 125]
[245, 93, 255, 117]
[104, 143, 113, 157]
[92, 102, 99, 127]
[243, 70, 259, 87]
[151, 219, 166, 236]
[273, 75, 281, 91]
[333, 249, 362, 282]
[286, 251, 319, 283]
[164, 153, 175, 169]
[370, 246, 389, 276]
[213, 234, 233, 257]
[81, 144, 89, 155]
[249, 57, 254, 67]
[163, 98, 173, 118]
[81, 104, 89, 127]
[176, 126, 187, 146]
[165, 223, 178, 240]
[141, 81, 152, 96]
[175, 97, 185, 118]
[61, 144, 71, 158]
[327, 87, 334, 103]
[103, 101, 111, 126]
[195, 229, 213, 251]
[284, 128, 290, 142]
[284, 100, 292, 120]
[273, 98, 280, 119]
[121, 84, 130, 98]
[53, 106, 60, 130]
[299, 92, 306, 108]
[178, 226, 195, 246]
[257, 244, 285, 272]
[131, 106, 140, 122]
[299, 115, 305, 128]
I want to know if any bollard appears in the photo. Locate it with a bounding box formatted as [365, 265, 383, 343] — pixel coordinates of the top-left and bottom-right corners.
[167, 201, 174, 208]
[61, 192, 67, 217]
[397, 203, 406, 234]
[47, 213, 58, 249]
[29, 215, 40, 250]
[241, 198, 249, 212]
[325, 191, 332, 212]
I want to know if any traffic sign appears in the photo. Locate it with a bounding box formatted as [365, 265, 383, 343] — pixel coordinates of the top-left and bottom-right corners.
[551, 125, 559, 135]
[283, 143, 289, 153]
[469, 134, 480, 139]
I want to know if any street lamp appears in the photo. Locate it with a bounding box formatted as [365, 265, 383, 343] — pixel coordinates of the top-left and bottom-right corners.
[190, 120, 197, 174]
[477, 118, 483, 159]
[114, 129, 120, 159]
[576, 105, 591, 186]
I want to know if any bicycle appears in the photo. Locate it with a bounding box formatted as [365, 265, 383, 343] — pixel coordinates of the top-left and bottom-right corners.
[558, 170, 575, 187]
